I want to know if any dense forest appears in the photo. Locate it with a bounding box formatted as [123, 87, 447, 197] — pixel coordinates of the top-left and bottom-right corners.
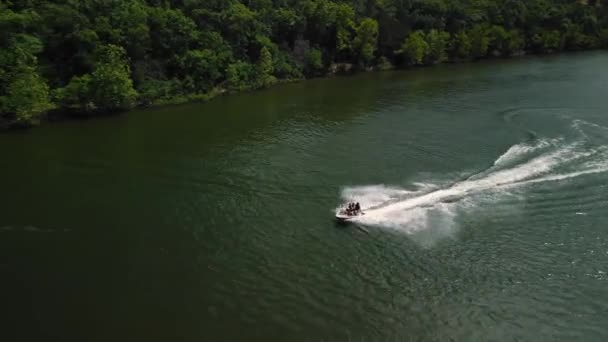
[1, 0, 608, 128]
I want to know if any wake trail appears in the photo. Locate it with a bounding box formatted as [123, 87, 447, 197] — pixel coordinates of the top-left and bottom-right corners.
[339, 125, 608, 234]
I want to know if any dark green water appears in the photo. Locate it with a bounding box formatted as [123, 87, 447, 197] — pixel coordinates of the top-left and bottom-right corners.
[3, 52, 608, 341]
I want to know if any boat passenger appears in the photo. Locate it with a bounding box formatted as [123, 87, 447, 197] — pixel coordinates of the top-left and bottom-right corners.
[346, 203, 354, 215]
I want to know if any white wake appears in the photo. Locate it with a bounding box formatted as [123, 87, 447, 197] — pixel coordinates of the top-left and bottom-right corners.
[339, 122, 608, 235]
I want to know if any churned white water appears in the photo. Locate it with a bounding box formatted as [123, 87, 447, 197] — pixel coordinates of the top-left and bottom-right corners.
[339, 120, 608, 234]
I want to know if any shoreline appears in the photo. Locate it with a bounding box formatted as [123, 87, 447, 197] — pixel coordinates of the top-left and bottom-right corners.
[4, 49, 605, 131]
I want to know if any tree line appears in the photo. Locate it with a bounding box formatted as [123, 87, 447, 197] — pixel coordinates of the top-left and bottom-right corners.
[2, 0, 608, 128]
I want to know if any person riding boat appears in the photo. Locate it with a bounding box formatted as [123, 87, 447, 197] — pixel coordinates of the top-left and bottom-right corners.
[344, 202, 361, 216]
[345, 202, 353, 216]
[336, 201, 364, 220]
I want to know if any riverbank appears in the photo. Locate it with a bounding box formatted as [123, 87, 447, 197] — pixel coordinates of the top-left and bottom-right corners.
[34, 50, 608, 126]
[2, 47, 606, 132]
[3, 1, 606, 130]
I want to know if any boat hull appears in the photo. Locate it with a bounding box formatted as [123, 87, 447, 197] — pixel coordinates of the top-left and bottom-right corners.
[335, 212, 364, 222]
[335, 214, 354, 222]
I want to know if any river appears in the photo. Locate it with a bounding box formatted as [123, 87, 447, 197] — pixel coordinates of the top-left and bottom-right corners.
[2, 52, 608, 341]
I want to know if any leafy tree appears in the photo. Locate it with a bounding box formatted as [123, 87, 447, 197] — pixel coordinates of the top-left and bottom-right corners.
[0, 66, 52, 127]
[505, 30, 525, 55]
[399, 31, 429, 65]
[272, 50, 303, 79]
[107, 0, 150, 60]
[532, 30, 562, 52]
[450, 31, 472, 60]
[58, 45, 137, 113]
[564, 24, 595, 50]
[226, 61, 256, 91]
[305, 48, 325, 76]
[147, 7, 199, 59]
[487, 26, 524, 56]
[256, 46, 277, 88]
[222, 3, 266, 58]
[425, 29, 450, 64]
[335, 3, 356, 55]
[179, 49, 227, 92]
[468, 25, 490, 59]
[353, 18, 379, 66]
[137, 78, 183, 106]
[55, 74, 94, 112]
[271, 8, 304, 46]
[0, 8, 52, 127]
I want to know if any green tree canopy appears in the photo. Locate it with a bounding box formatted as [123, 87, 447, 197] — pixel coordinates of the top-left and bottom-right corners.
[57, 45, 137, 113]
[425, 29, 450, 64]
[2, 0, 608, 128]
[353, 18, 379, 66]
[399, 31, 429, 65]
[0, 65, 52, 127]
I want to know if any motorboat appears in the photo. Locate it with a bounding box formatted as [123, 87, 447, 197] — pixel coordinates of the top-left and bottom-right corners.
[335, 202, 364, 222]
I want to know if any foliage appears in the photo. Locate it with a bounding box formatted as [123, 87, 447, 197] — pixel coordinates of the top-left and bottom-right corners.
[0, 66, 53, 127]
[256, 46, 277, 88]
[226, 61, 257, 91]
[57, 45, 137, 113]
[531, 30, 562, 52]
[353, 18, 379, 66]
[425, 30, 450, 64]
[0, 9, 51, 127]
[305, 48, 325, 76]
[376, 56, 394, 71]
[450, 32, 472, 60]
[468, 25, 491, 59]
[399, 31, 429, 65]
[487, 26, 525, 56]
[2, 0, 608, 128]
[179, 49, 227, 92]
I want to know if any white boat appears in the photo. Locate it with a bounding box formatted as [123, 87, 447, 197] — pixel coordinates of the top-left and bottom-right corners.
[335, 209, 364, 222]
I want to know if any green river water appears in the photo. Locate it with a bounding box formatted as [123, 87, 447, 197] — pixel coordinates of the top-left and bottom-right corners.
[2, 52, 608, 341]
